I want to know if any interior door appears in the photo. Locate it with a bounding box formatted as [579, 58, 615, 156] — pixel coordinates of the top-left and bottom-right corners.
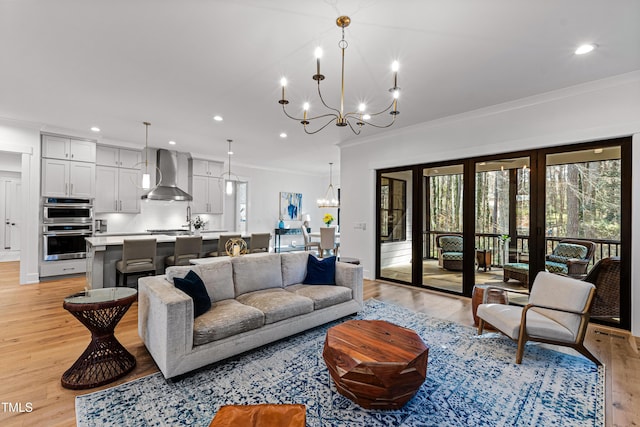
[7, 180, 21, 251]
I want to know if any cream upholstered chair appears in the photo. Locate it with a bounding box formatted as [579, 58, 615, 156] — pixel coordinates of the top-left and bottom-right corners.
[164, 235, 202, 267]
[207, 234, 241, 257]
[301, 226, 320, 254]
[116, 238, 157, 287]
[477, 271, 600, 365]
[249, 232, 271, 253]
[319, 227, 339, 258]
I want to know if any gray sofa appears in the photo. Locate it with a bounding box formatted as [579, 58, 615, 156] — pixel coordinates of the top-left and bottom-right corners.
[138, 251, 363, 379]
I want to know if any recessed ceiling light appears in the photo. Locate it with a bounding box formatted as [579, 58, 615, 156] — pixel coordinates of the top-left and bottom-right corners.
[280, 132, 287, 138]
[90, 126, 100, 132]
[168, 140, 176, 145]
[575, 44, 596, 55]
[213, 115, 223, 122]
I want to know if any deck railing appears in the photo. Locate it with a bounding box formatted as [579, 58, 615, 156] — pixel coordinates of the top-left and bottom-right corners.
[424, 231, 620, 267]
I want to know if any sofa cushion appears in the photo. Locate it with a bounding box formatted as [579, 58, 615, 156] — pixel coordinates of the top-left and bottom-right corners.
[232, 253, 283, 296]
[193, 299, 264, 345]
[174, 270, 211, 318]
[554, 243, 588, 259]
[196, 258, 235, 302]
[303, 255, 336, 285]
[442, 252, 463, 261]
[440, 236, 463, 252]
[236, 289, 314, 324]
[281, 251, 310, 286]
[285, 284, 352, 310]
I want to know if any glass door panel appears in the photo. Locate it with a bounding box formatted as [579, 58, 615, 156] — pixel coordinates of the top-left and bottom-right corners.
[379, 170, 413, 283]
[546, 146, 622, 325]
[423, 164, 463, 293]
[474, 157, 530, 302]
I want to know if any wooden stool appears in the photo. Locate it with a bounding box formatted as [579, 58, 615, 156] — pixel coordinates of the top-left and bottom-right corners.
[471, 285, 508, 330]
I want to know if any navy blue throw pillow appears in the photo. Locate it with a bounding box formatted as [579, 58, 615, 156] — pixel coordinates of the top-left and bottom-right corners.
[174, 270, 211, 318]
[303, 255, 336, 285]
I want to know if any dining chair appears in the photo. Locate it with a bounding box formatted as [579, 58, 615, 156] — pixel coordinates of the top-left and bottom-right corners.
[115, 238, 157, 287]
[301, 226, 320, 254]
[319, 227, 339, 258]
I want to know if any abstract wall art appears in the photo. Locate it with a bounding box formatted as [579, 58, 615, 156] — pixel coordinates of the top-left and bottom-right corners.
[279, 192, 302, 220]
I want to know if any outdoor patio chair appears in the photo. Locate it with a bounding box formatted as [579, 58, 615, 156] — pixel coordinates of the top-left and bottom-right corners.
[503, 238, 596, 283]
[436, 234, 463, 271]
[545, 239, 596, 278]
[583, 256, 620, 320]
[477, 271, 600, 365]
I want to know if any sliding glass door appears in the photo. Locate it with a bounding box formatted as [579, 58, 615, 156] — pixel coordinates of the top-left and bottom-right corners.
[423, 164, 464, 293]
[545, 145, 624, 326]
[378, 169, 413, 283]
[375, 137, 630, 329]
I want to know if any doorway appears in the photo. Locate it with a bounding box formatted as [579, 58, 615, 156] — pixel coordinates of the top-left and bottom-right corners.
[0, 152, 22, 262]
[223, 180, 248, 234]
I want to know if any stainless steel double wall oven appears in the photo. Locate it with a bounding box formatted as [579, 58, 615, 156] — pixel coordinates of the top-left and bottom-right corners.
[42, 197, 93, 261]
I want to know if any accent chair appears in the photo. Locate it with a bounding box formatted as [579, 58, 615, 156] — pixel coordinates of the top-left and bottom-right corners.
[477, 271, 600, 365]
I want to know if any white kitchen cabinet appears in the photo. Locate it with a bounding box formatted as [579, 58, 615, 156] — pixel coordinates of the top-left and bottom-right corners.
[95, 166, 141, 213]
[191, 175, 223, 214]
[191, 159, 223, 177]
[97, 146, 142, 169]
[42, 135, 96, 163]
[42, 159, 95, 198]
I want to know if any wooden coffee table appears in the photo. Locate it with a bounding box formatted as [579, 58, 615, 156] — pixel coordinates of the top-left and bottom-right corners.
[322, 319, 429, 409]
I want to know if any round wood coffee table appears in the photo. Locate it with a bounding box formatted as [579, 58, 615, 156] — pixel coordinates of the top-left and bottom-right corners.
[62, 288, 137, 389]
[322, 319, 429, 409]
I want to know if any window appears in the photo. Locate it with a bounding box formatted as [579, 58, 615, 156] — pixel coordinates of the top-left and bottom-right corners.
[381, 176, 406, 242]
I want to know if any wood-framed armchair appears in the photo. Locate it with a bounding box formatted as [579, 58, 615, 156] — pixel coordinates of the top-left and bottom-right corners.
[477, 271, 600, 365]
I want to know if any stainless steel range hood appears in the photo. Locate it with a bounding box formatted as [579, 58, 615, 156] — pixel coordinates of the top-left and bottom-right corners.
[141, 149, 193, 201]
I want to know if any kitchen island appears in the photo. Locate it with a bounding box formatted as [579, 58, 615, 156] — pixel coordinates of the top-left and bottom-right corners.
[85, 232, 249, 288]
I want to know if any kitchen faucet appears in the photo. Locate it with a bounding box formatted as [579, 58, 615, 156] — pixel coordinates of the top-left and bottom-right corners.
[186, 205, 192, 234]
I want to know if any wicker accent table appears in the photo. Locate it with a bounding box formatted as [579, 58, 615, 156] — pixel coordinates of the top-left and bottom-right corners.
[323, 319, 429, 409]
[61, 288, 137, 389]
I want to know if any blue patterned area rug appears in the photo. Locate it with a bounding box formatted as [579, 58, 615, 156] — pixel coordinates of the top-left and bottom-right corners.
[76, 300, 604, 426]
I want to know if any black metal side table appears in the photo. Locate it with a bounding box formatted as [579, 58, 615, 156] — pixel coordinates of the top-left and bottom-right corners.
[62, 287, 137, 389]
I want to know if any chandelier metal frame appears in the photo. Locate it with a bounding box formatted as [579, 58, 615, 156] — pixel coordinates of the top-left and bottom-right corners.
[317, 162, 339, 208]
[279, 16, 400, 135]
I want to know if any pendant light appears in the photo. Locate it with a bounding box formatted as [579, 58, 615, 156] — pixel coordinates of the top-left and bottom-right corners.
[317, 162, 339, 208]
[220, 139, 238, 195]
[142, 121, 151, 190]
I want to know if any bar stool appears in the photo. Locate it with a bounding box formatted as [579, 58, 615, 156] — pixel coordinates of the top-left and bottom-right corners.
[206, 234, 241, 257]
[249, 233, 271, 253]
[115, 238, 157, 287]
[165, 235, 202, 268]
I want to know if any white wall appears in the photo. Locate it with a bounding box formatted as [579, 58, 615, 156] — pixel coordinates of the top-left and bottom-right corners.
[339, 71, 640, 334]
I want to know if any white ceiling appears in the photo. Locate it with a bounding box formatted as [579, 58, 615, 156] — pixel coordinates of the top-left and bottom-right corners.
[1, 0, 639, 175]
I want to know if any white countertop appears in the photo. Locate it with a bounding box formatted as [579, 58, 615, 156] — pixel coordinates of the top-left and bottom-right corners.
[86, 232, 249, 247]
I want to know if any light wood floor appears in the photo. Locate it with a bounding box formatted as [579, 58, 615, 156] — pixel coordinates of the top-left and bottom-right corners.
[0, 261, 638, 427]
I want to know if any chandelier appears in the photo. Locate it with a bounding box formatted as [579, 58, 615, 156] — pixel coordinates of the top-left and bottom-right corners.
[317, 163, 339, 208]
[279, 16, 400, 135]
